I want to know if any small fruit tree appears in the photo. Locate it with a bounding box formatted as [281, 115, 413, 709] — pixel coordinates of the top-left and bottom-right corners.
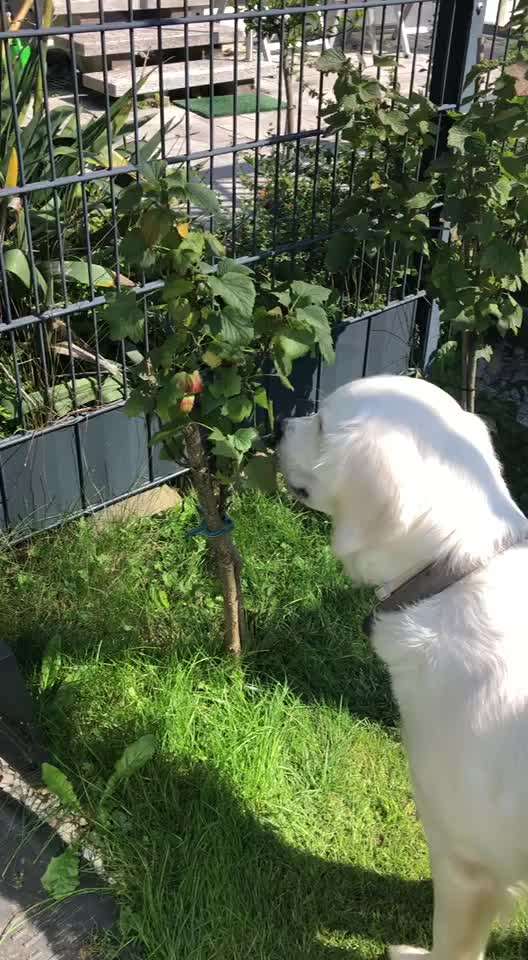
[106, 162, 335, 655]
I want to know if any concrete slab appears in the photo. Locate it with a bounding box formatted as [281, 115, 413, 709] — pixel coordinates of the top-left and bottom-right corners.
[91, 482, 182, 526]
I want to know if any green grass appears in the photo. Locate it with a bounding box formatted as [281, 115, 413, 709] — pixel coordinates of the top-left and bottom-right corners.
[1, 492, 527, 959]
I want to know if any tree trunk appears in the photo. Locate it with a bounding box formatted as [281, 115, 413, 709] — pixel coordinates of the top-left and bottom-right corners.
[282, 49, 296, 136]
[461, 329, 477, 414]
[183, 422, 245, 656]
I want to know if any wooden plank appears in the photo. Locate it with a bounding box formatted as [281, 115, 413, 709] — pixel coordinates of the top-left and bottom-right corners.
[91, 484, 182, 526]
[53, 0, 214, 15]
[82, 58, 272, 97]
[53, 23, 230, 58]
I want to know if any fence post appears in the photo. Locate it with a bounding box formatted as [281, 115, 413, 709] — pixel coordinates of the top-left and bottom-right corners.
[418, 0, 485, 371]
[429, 0, 484, 109]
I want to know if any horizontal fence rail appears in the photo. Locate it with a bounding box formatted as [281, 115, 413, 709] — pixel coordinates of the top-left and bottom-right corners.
[0, 0, 517, 535]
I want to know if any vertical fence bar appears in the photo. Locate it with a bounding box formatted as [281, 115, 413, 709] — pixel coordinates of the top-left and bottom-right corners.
[231, 0, 240, 257]
[251, 1, 263, 256]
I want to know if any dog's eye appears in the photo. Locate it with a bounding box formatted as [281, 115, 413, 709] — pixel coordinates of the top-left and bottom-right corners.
[291, 485, 309, 500]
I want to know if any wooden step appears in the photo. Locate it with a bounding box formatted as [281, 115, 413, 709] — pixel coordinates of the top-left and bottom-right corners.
[52, 0, 217, 17]
[53, 23, 232, 62]
[82, 57, 273, 97]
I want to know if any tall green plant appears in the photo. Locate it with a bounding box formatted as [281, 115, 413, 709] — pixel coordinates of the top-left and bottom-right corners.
[316, 49, 436, 307]
[424, 48, 528, 411]
[322, 5, 528, 411]
[106, 164, 336, 654]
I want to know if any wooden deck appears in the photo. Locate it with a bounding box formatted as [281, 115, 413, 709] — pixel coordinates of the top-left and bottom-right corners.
[82, 57, 273, 97]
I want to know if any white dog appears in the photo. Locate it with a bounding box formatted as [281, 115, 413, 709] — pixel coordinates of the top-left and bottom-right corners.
[279, 374, 528, 960]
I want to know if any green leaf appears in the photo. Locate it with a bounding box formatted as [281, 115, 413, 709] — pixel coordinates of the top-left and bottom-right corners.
[357, 79, 382, 102]
[106, 292, 144, 342]
[447, 125, 470, 154]
[156, 376, 186, 421]
[42, 763, 80, 811]
[163, 276, 194, 299]
[467, 212, 501, 243]
[207, 272, 256, 318]
[431, 256, 471, 294]
[71, 379, 94, 409]
[232, 427, 258, 453]
[61, 261, 115, 288]
[51, 383, 73, 417]
[216, 258, 253, 277]
[378, 109, 408, 135]
[224, 394, 253, 423]
[41, 849, 80, 900]
[4, 248, 31, 288]
[479, 301, 502, 322]
[291, 280, 331, 305]
[314, 48, 346, 72]
[172, 232, 205, 271]
[521, 249, 528, 284]
[407, 191, 436, 211]
[101, 377, 124, 404]
[39, 636, 62, 694]
[492, 176, 512, 206]
[141, 206, 172, 247]
[480, 239, 522, 278]
[112, 734, 156, 784]
[204, 231, 226, 257]
[497, 297, 523, 334]
[501, 154, 528, 179]
[219, 307, 254, 345]
[210, 368, 241, 399]
[325, 232, 357, 272]
[185, 180, 221, 214]
[150, 332, 184, 370]
[255, 387, 271, 412]
[208, 427, 240, 460]
[245, 453, 277, 493]
[125, 387, 154, 418]
[120, 228, 147, 265]
[118, 182, 143, 213]
[475, 344, 493, 362]
[275, 327, 313, 361]
[297, 305, 335, 365]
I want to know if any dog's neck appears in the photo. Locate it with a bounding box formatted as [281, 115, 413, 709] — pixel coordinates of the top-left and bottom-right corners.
[345, 500, 528, 598]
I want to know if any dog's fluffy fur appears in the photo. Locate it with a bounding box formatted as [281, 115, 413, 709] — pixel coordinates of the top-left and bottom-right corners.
[279, 375, 528, 960]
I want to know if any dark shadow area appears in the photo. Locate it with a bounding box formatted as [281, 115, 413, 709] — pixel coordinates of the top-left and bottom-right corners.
[2, 744, 524, 958]
[245, 584, 397, 729]
[0, 789, 122, 960]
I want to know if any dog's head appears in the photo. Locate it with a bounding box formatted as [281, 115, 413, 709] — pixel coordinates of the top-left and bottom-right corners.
[279, 375, 520, 586]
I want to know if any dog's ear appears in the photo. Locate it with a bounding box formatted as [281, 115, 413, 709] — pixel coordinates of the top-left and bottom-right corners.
[327, 419, 425, 559]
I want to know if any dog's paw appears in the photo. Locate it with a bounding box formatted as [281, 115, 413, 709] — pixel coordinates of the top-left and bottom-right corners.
[389, 946, 430, 960]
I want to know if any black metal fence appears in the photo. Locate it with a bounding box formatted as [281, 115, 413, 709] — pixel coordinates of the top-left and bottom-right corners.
[0, 0, 515, 536]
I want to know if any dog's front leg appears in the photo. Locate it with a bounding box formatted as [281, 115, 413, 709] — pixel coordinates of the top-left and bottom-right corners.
[390, 855, 502, 960]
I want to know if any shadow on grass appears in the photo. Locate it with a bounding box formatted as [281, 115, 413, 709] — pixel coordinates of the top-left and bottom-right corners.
[3, 756, 524, 959]
[2, 754, 431, 960]
[246, 583, 398, 729]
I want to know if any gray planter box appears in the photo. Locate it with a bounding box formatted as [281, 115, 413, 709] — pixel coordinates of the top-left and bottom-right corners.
[0, 299, 417, 538]
[0, 406, 184, 537]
